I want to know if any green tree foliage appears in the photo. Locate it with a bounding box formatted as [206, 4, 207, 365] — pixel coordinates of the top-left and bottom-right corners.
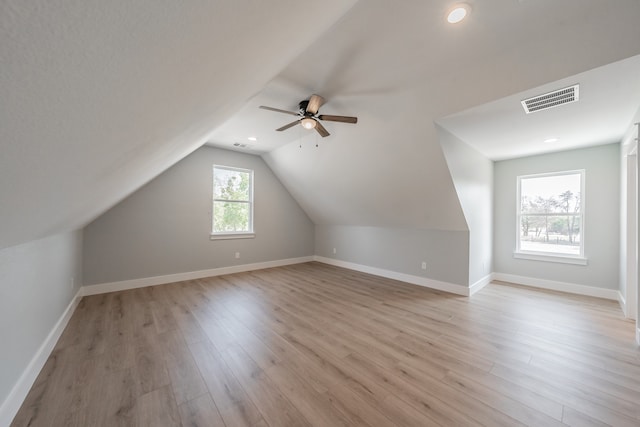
[213, 169, 251, 232]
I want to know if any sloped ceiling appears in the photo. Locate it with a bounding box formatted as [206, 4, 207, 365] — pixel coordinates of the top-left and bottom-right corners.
[0, 0, 357, 249]
[210, 0, 640, 231]
[4, 1, 640, 250]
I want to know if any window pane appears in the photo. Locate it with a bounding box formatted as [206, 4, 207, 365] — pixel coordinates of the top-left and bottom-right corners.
[520, 215, 580, 255]
[214, 168, 250, 201]
[520, 173, 581, 214]
[518, 170, 583, 257]
[213, 201, 250, 232]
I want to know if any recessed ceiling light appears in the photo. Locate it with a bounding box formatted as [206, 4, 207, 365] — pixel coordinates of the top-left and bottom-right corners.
[544, 138, 559, 143]
[248, 136, 257, 141]
[447, 3, 471, 24]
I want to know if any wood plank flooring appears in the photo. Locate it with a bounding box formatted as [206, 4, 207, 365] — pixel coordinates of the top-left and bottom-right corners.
[11, 262, 640, 426]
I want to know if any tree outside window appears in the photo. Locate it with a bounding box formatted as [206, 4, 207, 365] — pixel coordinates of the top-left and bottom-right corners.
[212, 165, 253, 235]
[517, 171, 584, 257]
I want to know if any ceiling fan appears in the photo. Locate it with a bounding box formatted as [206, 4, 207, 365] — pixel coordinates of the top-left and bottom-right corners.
[259, 94, 357, 137]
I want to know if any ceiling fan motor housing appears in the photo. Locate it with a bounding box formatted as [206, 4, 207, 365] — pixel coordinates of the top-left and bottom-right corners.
[298, 100, 310, 114]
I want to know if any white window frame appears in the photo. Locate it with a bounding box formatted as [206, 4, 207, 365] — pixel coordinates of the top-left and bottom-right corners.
[514, 169, 587, 265]
[211, 165, 255, 240]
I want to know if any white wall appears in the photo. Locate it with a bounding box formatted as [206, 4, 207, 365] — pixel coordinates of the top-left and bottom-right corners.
[438, 125, 494, 286]
[619, 149, 636, 317]
[620, 151, 629, 301]
[83, 146, 314, 286]
[0, 230, 83, 423]
[620, 107, 640, 319]
[494, 144, 620, 290]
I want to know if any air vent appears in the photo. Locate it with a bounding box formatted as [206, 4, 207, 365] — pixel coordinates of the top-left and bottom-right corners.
[521, 84, 579, 114]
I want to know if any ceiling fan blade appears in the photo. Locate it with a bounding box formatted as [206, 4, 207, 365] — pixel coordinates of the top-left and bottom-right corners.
[315, 120, 330, 137]
[276, 120, 300, 131]
[259, 106, 299, 116]
[317, 114, 358, 124]
[306, 94, 325, 115]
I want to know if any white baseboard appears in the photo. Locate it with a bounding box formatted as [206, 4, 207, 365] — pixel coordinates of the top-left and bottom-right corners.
[82, 256, 314, 296]
[618, 291, 627, 316]
[313, 256, 470, 296]
[469, 273, 493, 296]
[492, 272, 619, 300]
[0, 288, 83, 427]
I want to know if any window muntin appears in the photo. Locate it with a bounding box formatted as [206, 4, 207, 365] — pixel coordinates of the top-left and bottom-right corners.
[212, 165, 253, 236]
[516, 170, 584, 258]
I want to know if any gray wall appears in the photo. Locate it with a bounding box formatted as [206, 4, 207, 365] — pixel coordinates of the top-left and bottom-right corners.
[0, 230, 83, 413]
[438, 125, 494, 285]
[494, 143, 620, 289]
[83, 146, 314, 285]
[315, 225, 470, 287]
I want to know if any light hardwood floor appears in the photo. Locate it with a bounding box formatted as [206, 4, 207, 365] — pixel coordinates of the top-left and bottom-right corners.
[11, 262, 640, 426]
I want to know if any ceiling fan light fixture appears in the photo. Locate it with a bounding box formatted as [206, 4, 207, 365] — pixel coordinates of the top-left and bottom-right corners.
[260, 95, 357, 138]
[447, 3, 471, 24]
[301, 117, 317, 130]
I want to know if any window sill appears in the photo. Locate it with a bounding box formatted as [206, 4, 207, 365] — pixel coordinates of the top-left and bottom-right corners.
[210, 233, 255, 241]
[513, 251, 587, 265]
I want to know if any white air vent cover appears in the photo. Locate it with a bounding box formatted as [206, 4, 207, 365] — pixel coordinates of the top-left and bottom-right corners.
[521, 84, 579, 114]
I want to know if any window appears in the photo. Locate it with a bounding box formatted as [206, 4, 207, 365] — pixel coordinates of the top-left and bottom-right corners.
[516, 170, 585, 263]
[212, 165, 254, 238]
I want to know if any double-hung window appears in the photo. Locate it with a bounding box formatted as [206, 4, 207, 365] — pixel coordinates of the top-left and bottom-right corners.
[516, 170, 585, 264]
[211, 165, 254, 239]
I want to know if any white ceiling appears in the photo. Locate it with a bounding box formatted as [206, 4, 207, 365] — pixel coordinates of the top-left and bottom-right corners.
[211, 0, 640, 231]
[437, 54, 640, 160]
[0, 0, 357, 249]
[208, 1, 640, 159]
[2, 0, 640, 249]
[205, 80, 344, 154]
